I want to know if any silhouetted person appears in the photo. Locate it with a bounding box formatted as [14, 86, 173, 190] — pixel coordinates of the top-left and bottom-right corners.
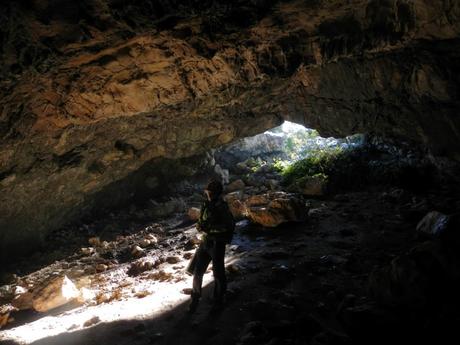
[187, 179, 235, 313]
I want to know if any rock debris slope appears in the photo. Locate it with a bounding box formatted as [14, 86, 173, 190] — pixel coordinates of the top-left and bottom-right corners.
[1, 0, 460, 260]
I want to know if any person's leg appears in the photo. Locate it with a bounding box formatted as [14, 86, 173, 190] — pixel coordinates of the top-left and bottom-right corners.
[211, 241, 227, 304]
[189, 242, 211, 312]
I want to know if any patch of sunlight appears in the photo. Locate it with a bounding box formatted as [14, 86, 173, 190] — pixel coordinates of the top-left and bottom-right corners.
[281, 121, 307, 133]
[0, 253, 242, 345]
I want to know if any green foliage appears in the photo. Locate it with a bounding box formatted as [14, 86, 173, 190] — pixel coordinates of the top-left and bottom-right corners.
[281, 147, 344, 186]
[283, 129, 319, 160]
[273, 158, 290, 172]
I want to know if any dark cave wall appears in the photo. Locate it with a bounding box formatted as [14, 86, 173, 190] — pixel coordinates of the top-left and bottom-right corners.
[1, 0, 460, 261]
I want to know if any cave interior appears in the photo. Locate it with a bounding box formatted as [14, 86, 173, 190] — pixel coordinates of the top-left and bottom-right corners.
[1, 1, 460, 344]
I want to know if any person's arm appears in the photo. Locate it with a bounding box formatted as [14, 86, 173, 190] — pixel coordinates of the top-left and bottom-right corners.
[196, 202, 212, 233]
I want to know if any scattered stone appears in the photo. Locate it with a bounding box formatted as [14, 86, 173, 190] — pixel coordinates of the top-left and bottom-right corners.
[187, 207, 201, 221]
[83, 316, 101, 327]
[134, 290, 151, 298]
[88, 237, 101, 247]
[146, 234, 158, 243]
[147, 270, 172, 282]
[181, 288, 193, 295]
[32, 275, 81, 312]
[96, 292, 111, 305]
[166, 256, 180, 264]
[131, 245, 144, 258]
[127, 261, 154, 276]
[139, 239, 152, 248]
[81, 247, 95, 255]
[183, 252, 193, 260]
[95, 264, 108, 272]
[226, 179, 245, 193]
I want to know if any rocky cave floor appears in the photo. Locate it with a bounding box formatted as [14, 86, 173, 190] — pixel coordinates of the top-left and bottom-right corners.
[0, 174, 459, 345]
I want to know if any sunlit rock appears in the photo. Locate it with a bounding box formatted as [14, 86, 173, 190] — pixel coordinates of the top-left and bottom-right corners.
[224, 191, 248, 220]
[83, 316, 101, 327]
[95, 264, 108, 272]
[139, 239, 152, 248]
[81, 247, 95, 256]
[131, 246, 144, 258]
[11, 286, 34, 311]
[127, 261, 154, 277]
[32, 276, 80, 312]
[246, 192, 308, 227]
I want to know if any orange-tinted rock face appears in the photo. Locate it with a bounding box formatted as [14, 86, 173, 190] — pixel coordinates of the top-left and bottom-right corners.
[1, 0, 460, 260]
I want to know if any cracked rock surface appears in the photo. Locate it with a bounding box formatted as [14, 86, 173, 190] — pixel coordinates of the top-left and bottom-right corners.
[1, 0, 460, 260]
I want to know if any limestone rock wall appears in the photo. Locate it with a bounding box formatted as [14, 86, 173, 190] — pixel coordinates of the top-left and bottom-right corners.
[1, 0, 459, 261]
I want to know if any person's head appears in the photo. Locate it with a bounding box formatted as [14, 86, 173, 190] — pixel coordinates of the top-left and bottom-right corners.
[204, 179, 223, 201]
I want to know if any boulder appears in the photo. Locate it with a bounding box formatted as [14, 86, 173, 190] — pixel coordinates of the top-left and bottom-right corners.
[226, 179, 245, 193]
[32, 276, 81, 312]
[246, 194, 271, 207]
[224, 191, 248, 220]
[416, 211, 450, 238]
[246, 192, 308, 227]
[11, 286, 34, 311]
[291, 175, 328, 196]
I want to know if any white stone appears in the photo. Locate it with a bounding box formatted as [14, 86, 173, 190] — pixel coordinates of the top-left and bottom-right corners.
[32, 276, 80, 312]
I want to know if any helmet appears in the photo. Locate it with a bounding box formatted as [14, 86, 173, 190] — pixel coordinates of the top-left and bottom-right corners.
[205, 179, 223, 195]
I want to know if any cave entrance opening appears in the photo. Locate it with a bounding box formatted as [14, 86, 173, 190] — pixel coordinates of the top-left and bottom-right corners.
[213, 120, 365, 197]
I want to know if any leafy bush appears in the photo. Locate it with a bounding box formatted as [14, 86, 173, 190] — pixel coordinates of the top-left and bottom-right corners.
[284, 129, 319, 160]
[281, 147, 345, 187]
